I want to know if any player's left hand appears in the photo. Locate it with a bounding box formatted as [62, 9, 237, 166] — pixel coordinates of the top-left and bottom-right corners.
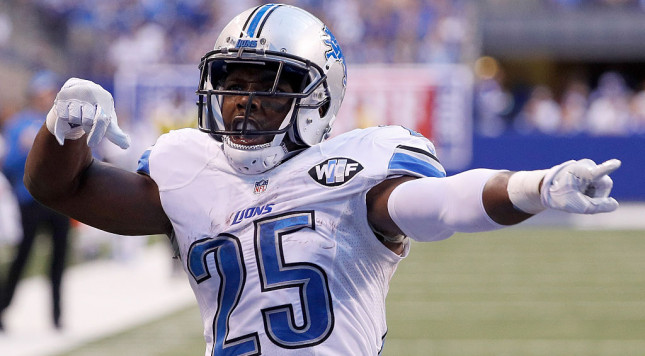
[541, 159, 621, 214]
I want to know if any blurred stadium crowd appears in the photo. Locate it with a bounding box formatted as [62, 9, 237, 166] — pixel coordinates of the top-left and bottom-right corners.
[0, 0, 474, 87]
[474, 60, 645, 137]
[1, 0, 645, 134]
[0, 0, 474, 124]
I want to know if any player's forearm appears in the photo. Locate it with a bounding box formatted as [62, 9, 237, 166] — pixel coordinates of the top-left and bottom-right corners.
[387, 169, 525, 242]
[482, 171, 535, 225]
[388, 159, 621, 242]
[24, 124, 94, 205]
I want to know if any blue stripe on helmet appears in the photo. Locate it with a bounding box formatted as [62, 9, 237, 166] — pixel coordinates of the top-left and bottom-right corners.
[388, 153, 446, 178]
[247, 4, 277, 37]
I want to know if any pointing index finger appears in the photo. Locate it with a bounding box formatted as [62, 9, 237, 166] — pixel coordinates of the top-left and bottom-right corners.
[590, 159, 621, 178]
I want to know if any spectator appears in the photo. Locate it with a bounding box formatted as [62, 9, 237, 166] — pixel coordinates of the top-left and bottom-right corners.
[473, 56, 513, 137]
[586, 71, 632, 136]
[559, 78, 589, 135]
[515, 85, 563, 134]
[629, 80, 645, 133]
[0, 71, 72, 330]
[0, 132, 22, 254]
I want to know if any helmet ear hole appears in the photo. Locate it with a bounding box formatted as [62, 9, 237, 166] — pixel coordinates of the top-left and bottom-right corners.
[319, 100, 330, 117]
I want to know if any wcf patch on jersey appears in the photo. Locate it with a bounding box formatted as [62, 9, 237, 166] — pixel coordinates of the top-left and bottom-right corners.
[308, 157, 363, 187]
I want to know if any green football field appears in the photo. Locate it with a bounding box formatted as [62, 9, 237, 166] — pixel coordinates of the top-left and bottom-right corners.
[58, 228, 645, 356]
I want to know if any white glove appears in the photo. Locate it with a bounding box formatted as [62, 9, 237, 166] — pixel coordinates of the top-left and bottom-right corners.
[541, 159, 621, 214]
[45, 78, 130, 149]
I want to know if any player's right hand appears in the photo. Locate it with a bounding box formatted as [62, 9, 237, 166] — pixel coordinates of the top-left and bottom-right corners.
[45, 78, 130, 149]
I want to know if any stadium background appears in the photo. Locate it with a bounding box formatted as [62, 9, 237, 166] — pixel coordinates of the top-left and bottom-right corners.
[0, 1, 644, 355]
[1, 0, 643, 199]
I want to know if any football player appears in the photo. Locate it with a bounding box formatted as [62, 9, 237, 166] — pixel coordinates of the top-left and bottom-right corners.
[24, 4, 620, 355]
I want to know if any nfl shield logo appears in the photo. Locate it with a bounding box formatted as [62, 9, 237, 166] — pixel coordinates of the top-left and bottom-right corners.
[254, 179, 269, 194]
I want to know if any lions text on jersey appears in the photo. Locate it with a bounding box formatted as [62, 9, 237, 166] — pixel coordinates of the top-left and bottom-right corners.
[137, 125, 445, 355]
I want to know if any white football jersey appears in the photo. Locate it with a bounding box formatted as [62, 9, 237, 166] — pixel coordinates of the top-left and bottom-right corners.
[138, 126, 445, 356]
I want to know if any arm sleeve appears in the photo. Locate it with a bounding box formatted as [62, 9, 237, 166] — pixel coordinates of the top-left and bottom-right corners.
[387, 169, 505, 242]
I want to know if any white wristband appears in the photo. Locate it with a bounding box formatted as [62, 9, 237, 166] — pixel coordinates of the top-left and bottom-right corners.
[507, 170, 548, 214]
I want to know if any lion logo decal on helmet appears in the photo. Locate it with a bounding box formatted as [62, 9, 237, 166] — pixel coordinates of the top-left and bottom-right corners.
[323, 26, 347, 88]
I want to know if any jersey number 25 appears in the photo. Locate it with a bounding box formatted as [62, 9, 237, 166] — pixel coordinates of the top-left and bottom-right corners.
[187, 211, 334, 355]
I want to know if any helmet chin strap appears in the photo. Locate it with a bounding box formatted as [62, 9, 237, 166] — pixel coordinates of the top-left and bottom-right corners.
[223, 135, 288, 174]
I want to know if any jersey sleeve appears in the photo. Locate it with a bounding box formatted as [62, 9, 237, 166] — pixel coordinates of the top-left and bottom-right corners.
[366, 126, 446, 179]
[136, 128, 213, 191]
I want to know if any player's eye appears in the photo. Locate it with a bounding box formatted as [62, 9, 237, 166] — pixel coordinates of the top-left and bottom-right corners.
[224, 83, 244, 91]
[275, 82, 294, 94]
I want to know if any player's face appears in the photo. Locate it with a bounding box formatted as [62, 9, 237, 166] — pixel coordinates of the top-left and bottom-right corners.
[220, 65, 295, 146]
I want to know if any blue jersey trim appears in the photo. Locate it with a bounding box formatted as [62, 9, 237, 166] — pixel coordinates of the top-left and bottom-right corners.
[388, 152, 446, 178]
[137, 149, 151, 175]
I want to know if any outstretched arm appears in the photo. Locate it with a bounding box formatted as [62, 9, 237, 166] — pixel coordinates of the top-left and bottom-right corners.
[24, 78, 172, 236]
[368, 159, 620, 243]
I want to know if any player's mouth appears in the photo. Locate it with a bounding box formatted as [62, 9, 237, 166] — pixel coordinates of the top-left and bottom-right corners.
[229, 117, 271, 146]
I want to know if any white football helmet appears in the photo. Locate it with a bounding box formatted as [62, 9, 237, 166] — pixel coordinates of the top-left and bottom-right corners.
[197, 4, 347, 174]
